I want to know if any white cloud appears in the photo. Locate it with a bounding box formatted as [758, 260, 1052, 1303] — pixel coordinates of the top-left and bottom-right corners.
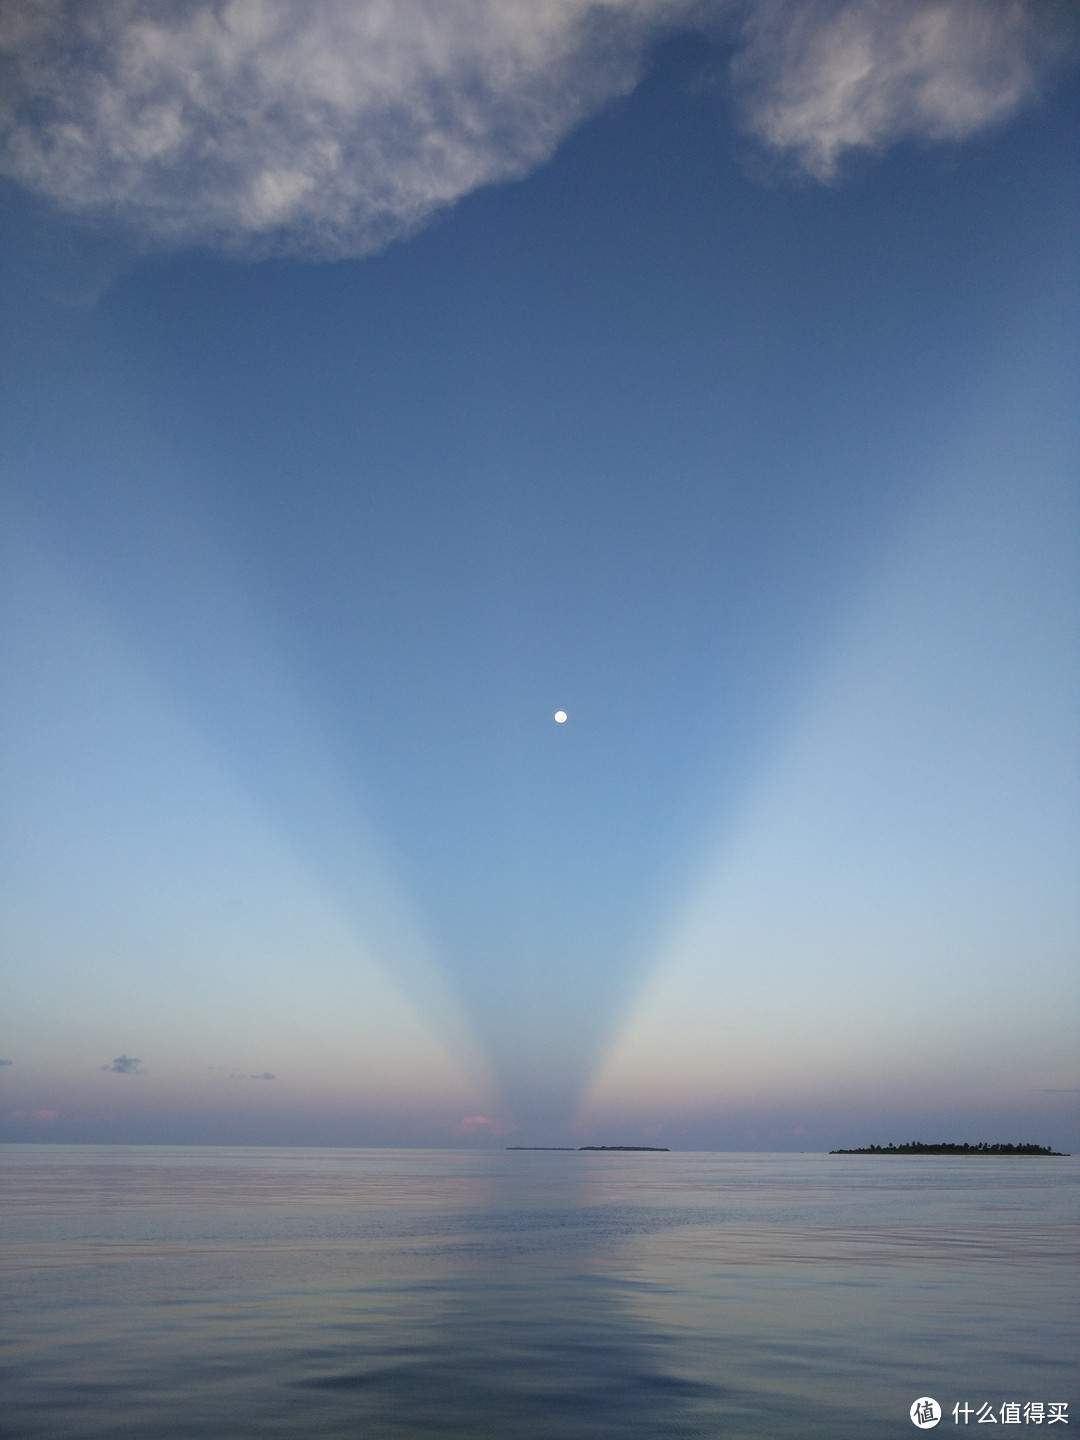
[0, 0, 679, 256]
[0, 1, 1073, 257]
[730, 0, 1076, 179]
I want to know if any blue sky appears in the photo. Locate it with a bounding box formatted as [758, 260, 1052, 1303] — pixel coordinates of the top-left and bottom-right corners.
[1, 0, 1077, 1149]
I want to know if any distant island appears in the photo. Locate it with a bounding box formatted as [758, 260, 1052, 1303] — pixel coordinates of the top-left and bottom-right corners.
[831, 1142, 1068, 1156]
[578, 1145, 670, 1152]
[505, 1145, 671, 1152]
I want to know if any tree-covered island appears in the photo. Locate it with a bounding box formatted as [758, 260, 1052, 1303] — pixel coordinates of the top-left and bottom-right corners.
[830, 1142, 1068, 1155]
[505, 1145, 671, 1152]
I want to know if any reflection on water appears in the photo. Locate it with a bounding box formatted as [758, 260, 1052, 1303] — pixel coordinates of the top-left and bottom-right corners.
[1, 1147, 1075, 1439]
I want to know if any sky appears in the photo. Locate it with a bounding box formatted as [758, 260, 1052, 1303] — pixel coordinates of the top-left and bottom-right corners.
[1, 0, 1077, 1151]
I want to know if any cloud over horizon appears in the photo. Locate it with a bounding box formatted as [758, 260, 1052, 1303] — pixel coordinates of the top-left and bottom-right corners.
[102, 1055, 144, 1074]
[0, 0, 1073, 260]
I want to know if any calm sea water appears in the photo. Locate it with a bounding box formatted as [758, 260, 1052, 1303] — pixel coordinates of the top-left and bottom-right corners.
[1, 1146, 1075, 1439]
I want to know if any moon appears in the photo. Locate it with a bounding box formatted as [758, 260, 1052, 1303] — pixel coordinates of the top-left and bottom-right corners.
[553, 710, 567, 723]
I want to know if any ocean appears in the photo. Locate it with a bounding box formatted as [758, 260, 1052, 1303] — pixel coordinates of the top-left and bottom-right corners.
[1, 1146, 1075, 1438]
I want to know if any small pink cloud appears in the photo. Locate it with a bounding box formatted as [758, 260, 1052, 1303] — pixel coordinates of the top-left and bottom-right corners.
[8, 1109, 60, 1125]
[453, 1114, 517, 1138]
[792, 1125, 807, 1138]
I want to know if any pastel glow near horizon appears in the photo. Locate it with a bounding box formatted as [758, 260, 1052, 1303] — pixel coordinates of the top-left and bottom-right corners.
[1, 1, 1078, 1150]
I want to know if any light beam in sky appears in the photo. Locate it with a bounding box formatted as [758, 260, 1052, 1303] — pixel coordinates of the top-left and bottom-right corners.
[580, 339, 1079, 1149]
[0, 520, 500, 1143]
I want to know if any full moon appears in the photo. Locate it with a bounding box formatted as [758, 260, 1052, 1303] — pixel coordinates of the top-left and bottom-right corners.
[554, 710, 567, 723]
